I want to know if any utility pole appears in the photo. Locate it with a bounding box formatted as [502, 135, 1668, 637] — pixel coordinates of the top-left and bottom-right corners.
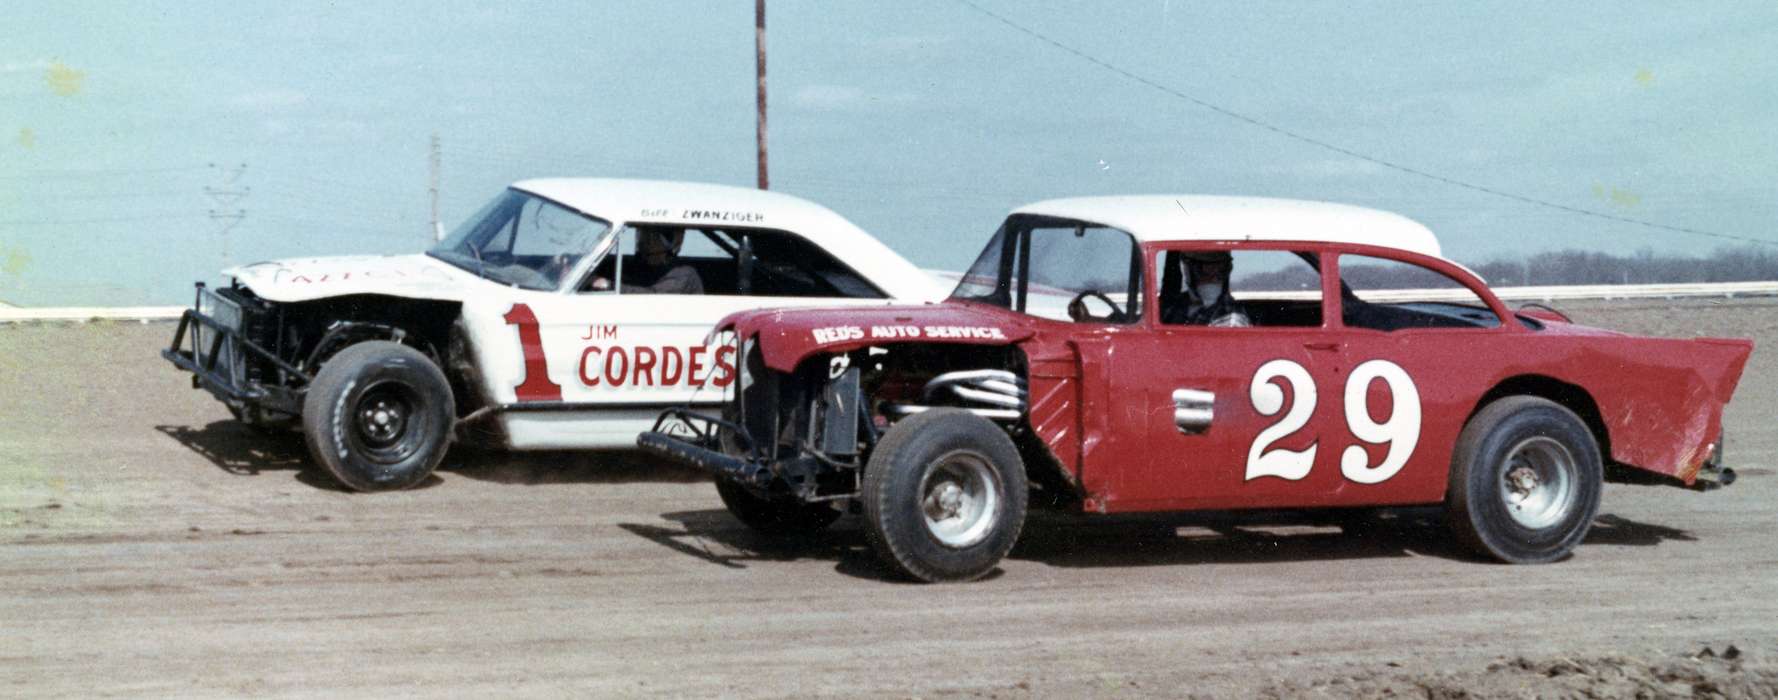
[429, 134, 444, 241]
[205, 163, 249, 266]
[755, 0, 768, 190]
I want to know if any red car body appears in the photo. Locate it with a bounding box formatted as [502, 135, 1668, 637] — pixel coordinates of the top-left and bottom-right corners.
[723, 241, 1750, 513]
[640, 195, 1752, 580]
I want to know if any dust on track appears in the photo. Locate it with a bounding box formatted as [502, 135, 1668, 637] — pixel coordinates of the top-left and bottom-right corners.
[3, 299, 1776, 698]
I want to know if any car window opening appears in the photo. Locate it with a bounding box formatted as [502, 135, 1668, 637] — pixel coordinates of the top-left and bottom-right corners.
[950, 214, 1143, 324]
[578, 225, 887, 299]
[1339, 254, 1504, 331]
[1158, 249, 1322, 328]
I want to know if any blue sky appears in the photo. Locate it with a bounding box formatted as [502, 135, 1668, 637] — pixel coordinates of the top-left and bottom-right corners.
[2, 1, 1774, 305]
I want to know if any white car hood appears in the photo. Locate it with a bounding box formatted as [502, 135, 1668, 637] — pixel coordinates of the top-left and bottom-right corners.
[223, 254, 481, 303]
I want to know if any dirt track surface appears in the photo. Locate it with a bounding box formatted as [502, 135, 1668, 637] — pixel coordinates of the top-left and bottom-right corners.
[4, 299, 1777, 698]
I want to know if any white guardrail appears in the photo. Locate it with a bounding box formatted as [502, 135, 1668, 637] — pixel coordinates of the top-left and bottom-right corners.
[2, 282, 1777, 324]
[1368, 281, 1778, 304]
[0, 305, 189, 323]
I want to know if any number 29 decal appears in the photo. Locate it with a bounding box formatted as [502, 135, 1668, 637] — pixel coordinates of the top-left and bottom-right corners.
[1246, 358, 1421, 484]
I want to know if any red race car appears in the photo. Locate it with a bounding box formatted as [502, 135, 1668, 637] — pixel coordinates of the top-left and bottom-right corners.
[640, 195, 1752, 582]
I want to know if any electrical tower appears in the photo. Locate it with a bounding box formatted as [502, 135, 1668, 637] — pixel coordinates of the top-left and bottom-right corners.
[205, 163, 249, 266]
[429, 134, 444, 241]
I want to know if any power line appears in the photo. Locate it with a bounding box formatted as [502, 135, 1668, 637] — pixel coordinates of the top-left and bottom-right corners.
[949, 0, 1778, 248]
[256, 214, 419, 238]
[254, 171, 426, 200]
[20, 190, 198, 201]
[0, 165, 212, 180]
[0, 213, 203, 226]
[450, 142, 1036, 201]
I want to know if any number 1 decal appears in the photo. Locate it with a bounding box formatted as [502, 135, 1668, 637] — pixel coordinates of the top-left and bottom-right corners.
[1244, 358, 1421, 484]
[504, 303, 562, 402]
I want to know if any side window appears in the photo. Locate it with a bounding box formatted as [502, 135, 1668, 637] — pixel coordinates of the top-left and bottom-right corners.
[579, 225, 884, 298]
[1158, 249, 1322, 327]
[582, 225, 727, 295]
[745, 229, 885, 298]
[1339, 254, 1501, 330]
[677, 228, 726, 258]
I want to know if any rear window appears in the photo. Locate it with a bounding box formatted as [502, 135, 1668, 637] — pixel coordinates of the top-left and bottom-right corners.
[1339, 254, 1501, 331]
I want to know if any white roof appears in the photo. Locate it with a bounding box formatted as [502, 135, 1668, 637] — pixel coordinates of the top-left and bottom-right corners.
[1012, 195, 1444, 259]
[513, 178, 944, 301]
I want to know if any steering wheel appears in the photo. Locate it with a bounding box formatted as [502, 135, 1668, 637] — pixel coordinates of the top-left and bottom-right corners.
[1067, 290, 1127, 323]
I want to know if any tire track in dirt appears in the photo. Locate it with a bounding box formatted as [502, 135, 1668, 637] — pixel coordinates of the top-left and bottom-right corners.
[2, 304, 1774, 697]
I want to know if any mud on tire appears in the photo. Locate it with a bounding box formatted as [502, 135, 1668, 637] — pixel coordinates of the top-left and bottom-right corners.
[862, 408, 1028, 582]
[1446, 395, 1603, 563]
[301, 341, 454, 492]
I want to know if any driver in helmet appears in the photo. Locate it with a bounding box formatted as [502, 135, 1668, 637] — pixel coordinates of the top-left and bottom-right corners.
[1167, 251, 1250, 327]
[590, 226, 704, 294]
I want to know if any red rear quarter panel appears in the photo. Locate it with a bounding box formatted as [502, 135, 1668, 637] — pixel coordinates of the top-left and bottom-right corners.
[1535, 326, 1752, 482]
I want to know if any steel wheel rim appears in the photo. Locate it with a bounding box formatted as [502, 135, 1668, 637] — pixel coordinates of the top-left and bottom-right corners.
[918, 451, 1001, 548]
[351, 381, 421, 464]
[1499, 436, 1578, 529]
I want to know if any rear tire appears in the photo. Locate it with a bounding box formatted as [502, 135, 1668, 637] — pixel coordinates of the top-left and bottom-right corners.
[862, 409, 1028, 582]
[1446, 396, 1601, 563]
[715, 478, 842, 535]
[301, 341, 454, 492]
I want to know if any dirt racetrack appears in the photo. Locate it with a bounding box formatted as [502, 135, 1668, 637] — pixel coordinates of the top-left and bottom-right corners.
[4, 298, 1778, 698]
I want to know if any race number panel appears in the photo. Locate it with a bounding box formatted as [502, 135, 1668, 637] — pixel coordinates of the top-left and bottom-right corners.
[1339, 359, 1422, 484]
[1245, 359, 1319, 481]
[1244, 358, 1421, 485]
[504, 303, 563, 402]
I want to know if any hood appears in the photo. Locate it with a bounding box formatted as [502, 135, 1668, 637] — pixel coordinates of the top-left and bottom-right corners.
[223, 254, 479, 303]
[721, 301, 1035, 372]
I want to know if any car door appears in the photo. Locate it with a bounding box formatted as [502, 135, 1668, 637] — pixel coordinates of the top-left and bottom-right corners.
[504, 224, 896, 409]
[1094, 246, 1353, 512]
[1325, 249, 1522, 506]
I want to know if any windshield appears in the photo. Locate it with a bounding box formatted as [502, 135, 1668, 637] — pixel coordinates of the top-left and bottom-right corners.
[950, 214, 1143, 323]
[427, 189, 613, 291]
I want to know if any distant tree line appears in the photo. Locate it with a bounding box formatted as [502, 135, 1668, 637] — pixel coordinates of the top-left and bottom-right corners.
[1463, 246, 1778, 287]
[1238, 246, 1778, 290]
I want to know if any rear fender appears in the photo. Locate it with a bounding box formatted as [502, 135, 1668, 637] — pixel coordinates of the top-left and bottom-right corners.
[1586, 337, 1753, 484]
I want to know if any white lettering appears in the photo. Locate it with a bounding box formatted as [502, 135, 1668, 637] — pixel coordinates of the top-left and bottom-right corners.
[1241, 358, 1422, 485]
[920, 325, 1007, 340]
[869, 325, 923, 339]
[811, 326, 865, 344]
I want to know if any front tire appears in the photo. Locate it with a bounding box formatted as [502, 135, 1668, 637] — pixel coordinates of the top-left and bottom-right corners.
[715, 478, 842, 535]
[301, 341, 454, 492]
[1446, 396, 1602, 563]
[862, 409, 1028, 582]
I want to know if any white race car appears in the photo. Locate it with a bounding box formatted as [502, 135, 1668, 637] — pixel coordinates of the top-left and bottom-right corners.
[164, 179, 945, 491]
